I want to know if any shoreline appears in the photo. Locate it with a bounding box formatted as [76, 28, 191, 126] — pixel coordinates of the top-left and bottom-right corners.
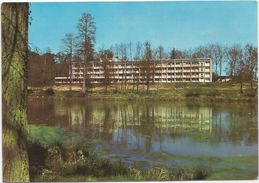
[28, 83, 258, 103]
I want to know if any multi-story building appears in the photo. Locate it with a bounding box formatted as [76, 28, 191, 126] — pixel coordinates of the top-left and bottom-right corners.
[55, 58, 212, 84]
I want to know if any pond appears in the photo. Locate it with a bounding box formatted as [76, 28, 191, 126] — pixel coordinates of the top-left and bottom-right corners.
[27, 97, 258, 179]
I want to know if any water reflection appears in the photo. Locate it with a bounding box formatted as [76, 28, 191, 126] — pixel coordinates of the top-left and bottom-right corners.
[27, 97, 258, 157]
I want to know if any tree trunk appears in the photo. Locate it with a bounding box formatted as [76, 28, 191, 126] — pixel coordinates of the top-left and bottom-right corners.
[82, 63, 86, 93]
[250, 77, 253, 91]
[69, 56, 72, 91]
[219, 60, 222, 77]
[240, 81, 243, 94]
[2, 3, 30, 182]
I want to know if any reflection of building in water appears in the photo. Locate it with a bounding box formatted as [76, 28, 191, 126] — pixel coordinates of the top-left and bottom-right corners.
[154, 105, 213, 133]
[88, 104, 213, 133]
[53, 100, 213, 139]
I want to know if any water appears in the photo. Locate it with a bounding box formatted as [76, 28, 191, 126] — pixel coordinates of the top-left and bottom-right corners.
[27, 97, 258, 179]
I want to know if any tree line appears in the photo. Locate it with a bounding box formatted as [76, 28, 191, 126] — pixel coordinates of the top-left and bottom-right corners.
[29, 41, 258, 93]
[28, 12, 258, 94]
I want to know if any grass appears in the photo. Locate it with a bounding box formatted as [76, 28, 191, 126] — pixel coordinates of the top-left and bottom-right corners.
[27, 124, 258, 181]
[28, 81, 258, 103]
[32, 148, 211, 182]
[27, 124, 211, 181]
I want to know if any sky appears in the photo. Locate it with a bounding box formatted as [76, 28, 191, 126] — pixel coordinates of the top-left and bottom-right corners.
[29, 1, 258, 54]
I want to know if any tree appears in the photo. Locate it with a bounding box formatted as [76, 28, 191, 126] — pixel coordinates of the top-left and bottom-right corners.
[154, 45, 165, 84]
[77, 13, 96, 93]
[117, 43, 128, 90]
[170, 48, 183, 59]
[134, 42, 143, 91]
[243, 44, 258, 91]
[28, 50, 55, 86]
[62, 33, 75, 91]
[128, 42, 133, 61]
[156, 45, 165, 61]
[226, 44, 243, 77]
[42, 50, 55, 86]
[2, 3, 30, 181]
[236, 55, 247, 93]
[54, 52, 69, 77]
[134, 41, 143, 61]
[143, 41, 153, 92]
[192, 46, 210, 58]
[208, 43, 225, 77]
[100, 49, 114, 92]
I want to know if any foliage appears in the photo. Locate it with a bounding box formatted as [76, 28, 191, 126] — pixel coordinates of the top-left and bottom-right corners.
[28, 124, 210, 181]
[45, 88, 55, 95]
[28, 51, 56, 86]
[185, 88, 201, 97]
[27, 125, 68, 147]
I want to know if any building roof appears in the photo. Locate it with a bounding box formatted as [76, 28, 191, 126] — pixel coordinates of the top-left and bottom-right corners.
[72, 58, 211, 65]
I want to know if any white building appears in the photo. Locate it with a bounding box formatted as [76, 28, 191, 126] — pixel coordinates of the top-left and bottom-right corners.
[55, 58, 212, 84]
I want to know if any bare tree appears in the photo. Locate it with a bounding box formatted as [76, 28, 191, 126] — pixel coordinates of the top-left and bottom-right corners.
[208, 43, 225, 77]
[77, 13, 96, 93]
[170, 48, 183, 59]
[143, 41, 153, 92]
[128, 42, 133, 61]
[155, 45, 165, 85]
[117, 43, 128, 90]
[134, 42, 143, 92]
[100, 49, 114, 92]
[243, 44, 258, 90]
[192, 46, 210, 58]
[134, 41, 143, 61]
[226, 44, 243, 77]
[62, 33, 75, 91]
[236, 55, 246, 93]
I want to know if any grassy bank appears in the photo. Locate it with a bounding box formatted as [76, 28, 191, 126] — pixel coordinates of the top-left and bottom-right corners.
[28, 81, 258, 103]
[27, 124, 210, 181]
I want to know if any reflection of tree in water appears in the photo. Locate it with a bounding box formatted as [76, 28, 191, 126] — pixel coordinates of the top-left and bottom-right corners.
[101, 102, 114, 140]
[27, 99, 257, 147]
[27, 98, 65, 127]
[140, 104, 155, 153]
[211, 103, 257, 145]
[120, 103, 128, 144]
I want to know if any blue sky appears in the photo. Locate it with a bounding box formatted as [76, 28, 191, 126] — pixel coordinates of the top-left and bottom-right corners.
[29, 1, 257, 54]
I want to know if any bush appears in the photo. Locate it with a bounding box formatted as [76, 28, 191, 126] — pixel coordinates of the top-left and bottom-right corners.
[29, 125, 210, 181]
[206, 90, 220, 96]
[245, 90, 256, 97]
[27, 89, 33, 94]
[145, 166, 170, 181]
[45, 88, 55, 95]
[36, 169, 58, 182]
[185, 89, 201, 97]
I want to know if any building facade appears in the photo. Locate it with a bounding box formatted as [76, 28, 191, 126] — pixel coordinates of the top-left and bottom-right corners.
[55, 58, 212, 84]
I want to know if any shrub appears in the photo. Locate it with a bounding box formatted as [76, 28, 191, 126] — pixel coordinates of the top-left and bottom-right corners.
[45, 88, 55, 95]
[36, 169, 58, 182]
[29, 125, 210, 181]
[27, 89, 33, 94]
[145, 166, 170, 181]
[185, 89, 201, 97]
[206, 90, 220, 96]
[245, 90, 256, 97]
